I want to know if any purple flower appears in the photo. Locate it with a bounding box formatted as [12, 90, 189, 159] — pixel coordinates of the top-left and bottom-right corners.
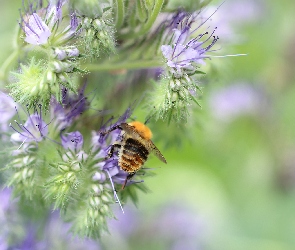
[149, 202, 206, 249]
[61, 131, 83, 151]
[45, 0, 65, 28]
[108, 205, 139, 237]
[208, 83, 268, 122]
[51, 87, 89, 130]
[161, 11, 218, 74]
[23, 13, 51, 45]
[0, 92, 17, 132]
[44, 211, 101, 250]
[0, 188, 13, 216]
[10, 110, 48, 144]
[54, 12, 80, 44]
[20, 0, 79, 46]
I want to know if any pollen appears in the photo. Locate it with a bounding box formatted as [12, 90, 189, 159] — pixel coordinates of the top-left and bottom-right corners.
[128, 121, 152, 140]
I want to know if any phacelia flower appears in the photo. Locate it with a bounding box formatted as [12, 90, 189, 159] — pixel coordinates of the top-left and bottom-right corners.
[20, 0, 80, 46]
[147, 10, 220, 124]
[61, 131, 83, 151]
[14, 1, 83, 109]
[161, 11, 218, 75]
[0, 92, 17, 132]
[10, 111, 48, 144]
[208, 83, 269, 122]
[23, 13, 51, 45]
[51, 87, 89, 130]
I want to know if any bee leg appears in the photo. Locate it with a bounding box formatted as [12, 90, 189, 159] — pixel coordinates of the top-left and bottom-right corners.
[106, 143, 121, 159]
[121, 172, 136, 190]
[100, 124, 123, 136]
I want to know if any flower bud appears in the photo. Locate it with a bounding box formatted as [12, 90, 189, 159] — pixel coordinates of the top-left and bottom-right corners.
[54, 48, 67, 60]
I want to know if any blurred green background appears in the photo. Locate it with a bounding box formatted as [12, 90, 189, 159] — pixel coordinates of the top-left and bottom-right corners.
[2, 0, 295, 249]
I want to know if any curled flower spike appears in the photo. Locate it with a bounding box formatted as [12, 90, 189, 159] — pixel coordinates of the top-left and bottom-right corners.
[161, 11, 219, 75]
[61, 131, 83, 151]
[148, 9, 221, 124]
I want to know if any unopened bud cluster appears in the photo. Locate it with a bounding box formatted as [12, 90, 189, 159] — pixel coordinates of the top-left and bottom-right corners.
[81, 11, 116, 59]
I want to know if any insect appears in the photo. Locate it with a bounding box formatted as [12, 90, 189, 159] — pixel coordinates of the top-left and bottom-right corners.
[102, 121, 167, 189]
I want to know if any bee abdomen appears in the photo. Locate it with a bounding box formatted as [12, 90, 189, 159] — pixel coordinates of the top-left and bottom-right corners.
[119, 138, 149, 173]
[120, 155, 144, 173]
[124, 138, 149, 160]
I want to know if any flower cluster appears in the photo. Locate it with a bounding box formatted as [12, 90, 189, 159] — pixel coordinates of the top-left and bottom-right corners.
[3, 88, 151, 239]
[8, 0, 83, 108]
[0, 0, 228, 243]
[148, 10, 219, 123]
[8, 0, 116, 110]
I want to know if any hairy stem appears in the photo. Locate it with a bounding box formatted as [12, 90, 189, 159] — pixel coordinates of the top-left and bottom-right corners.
[82, 60, 163, 71]
[115, 0, 125, 29]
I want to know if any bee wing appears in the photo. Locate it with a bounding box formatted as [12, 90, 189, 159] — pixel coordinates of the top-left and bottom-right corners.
[146, 140, 167, 164]
[120, 123, 139, 137]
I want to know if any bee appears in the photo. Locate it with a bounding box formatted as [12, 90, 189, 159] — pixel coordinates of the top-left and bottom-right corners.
[102, 121, 167, 189]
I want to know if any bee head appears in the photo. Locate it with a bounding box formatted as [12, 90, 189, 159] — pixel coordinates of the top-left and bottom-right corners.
[128, 121, 152, 140]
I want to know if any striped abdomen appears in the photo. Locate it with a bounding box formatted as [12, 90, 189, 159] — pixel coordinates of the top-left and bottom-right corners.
[119, 138, 149, 173]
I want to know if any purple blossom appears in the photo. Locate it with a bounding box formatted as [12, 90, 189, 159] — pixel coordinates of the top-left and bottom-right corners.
[10, 107, 48, 144]
[108, 205, 139, 237]
[43, 211, 101, 250]
[20, 0, 79, 46]
[61, 131, 83, 151]
[51, 87, 89, 130]
[0, 92, 17, 132]
[161, 11, 219, 73]
[23, 13, 51, 45]
[45, 0, 65, 28]
[149, 202, 206, 250]
[208, 83, 268, 122]
[13, 226, 44, 250]
[54, 11, 80, 44]
[0, 188, 13, 217]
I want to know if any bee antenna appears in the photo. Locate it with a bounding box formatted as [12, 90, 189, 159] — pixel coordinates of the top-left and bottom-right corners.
[144, 115, 153, 125]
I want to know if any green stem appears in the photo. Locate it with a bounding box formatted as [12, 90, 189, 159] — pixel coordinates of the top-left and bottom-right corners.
[82, 60, 163, 71]
[0, 49, 20, 81]
[115, 0, 125, 29]
[119, 0, 164, 40]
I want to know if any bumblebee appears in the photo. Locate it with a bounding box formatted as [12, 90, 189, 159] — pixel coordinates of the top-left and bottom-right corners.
[103, 121, 167, 189]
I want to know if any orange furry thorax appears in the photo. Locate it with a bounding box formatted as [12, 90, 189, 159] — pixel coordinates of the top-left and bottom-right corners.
[128, 121, 152, 140]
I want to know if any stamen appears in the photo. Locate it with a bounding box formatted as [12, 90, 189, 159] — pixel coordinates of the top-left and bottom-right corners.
[9, 122, 28, 138]
[191, 1, 225, 34]
[211, 54, 248, 58]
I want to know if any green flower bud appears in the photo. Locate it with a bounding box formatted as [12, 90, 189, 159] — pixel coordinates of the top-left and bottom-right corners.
[9, 58, 51, 108]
